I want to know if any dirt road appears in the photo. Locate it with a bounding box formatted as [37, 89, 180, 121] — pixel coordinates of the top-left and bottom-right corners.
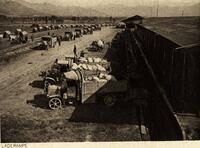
[0, 27, 141, 142]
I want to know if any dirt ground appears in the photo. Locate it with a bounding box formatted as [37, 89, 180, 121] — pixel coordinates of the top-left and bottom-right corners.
[0, 27, 142, 142]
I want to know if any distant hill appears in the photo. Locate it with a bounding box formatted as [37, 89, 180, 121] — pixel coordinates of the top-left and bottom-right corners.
[0, 0, 107, 17]
[0, 0, 44, 16]
[90, 4, 153, 17]
[0, 0, 199, 17]
[20, 0, 107, 16]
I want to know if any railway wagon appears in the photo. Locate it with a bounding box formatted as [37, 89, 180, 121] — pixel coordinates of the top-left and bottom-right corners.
[134, 24, 200, 113]
[132, 24, 200, 140]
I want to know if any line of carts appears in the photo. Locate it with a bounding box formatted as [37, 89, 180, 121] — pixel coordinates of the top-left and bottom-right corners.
[34, 24, 104, 50]
[1, 29, 29, 44]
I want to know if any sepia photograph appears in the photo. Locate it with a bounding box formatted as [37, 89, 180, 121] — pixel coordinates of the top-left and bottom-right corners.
[0, 0, 199, 146]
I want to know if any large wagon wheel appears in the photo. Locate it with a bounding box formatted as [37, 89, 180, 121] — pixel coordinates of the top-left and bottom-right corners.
[103, 94, 116, 107]
[49, 97, 62, 110]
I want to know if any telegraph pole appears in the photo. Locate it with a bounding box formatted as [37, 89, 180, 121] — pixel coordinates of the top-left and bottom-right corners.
[182, 10, 184, 16]
[156, 0, 159, 17]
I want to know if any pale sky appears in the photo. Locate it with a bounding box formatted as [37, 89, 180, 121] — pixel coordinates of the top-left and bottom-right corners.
[24, 0, 200, 7]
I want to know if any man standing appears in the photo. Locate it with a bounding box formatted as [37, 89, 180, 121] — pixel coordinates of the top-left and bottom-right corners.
[58, 36, 61, 46]
[73, 45, 77, 62]
[73, 45, 77, 57]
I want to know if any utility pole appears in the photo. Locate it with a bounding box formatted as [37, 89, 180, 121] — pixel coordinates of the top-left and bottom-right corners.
[182, 10, 184, 16]
[156, 0, 159, 17]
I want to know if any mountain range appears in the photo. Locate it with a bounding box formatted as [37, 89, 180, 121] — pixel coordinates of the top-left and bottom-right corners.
[0, 0, 199, 17]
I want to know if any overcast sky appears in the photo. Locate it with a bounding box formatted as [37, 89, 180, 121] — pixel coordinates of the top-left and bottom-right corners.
[24, 0, 200, 7]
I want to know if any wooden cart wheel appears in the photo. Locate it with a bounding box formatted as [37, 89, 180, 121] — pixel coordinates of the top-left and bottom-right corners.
[103, 95, 116, 107]
[49, 97, 62, 110]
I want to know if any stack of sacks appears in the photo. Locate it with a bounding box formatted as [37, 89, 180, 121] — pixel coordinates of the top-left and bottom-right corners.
[87, 57, 93, 63]
[93, 57, 102, 63]
[79, 57, 87, 63]
[77, 63, 83, 69]
[98, 73, 117, 81]
[91, 65, 98, 71]
[92, 76, 100, 81]
[87, 64, 93, 71]
[99, 73, 105, 79]
[76, 63, 99, 71]
[85, 76, 93, 81]
[71, 63, 78, 70]
[81, 64, 88, 70]
[101, 59, 108, 64]
[97, 40, 104, 48]
[105, 75, 117, 81]
[96, 64, 106, 72]
[85, 75, 106, 82]
[84, 73, 117, 82]
[98, 79, 108, 82]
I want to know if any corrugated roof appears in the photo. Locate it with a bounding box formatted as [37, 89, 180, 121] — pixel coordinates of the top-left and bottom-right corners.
[121, 15, 144, 23]
[142, 17, 200, 46]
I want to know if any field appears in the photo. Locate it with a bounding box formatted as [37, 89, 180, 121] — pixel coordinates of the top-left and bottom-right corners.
[0, 24, 33, 34]
[0, 16, 199, 142]
[0, 27, 146, 142]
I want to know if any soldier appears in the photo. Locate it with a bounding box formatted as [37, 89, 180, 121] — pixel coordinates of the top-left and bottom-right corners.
[73, 45, 77, 57]
[73, 45, 77, 62]
[58, 36, 61, 46]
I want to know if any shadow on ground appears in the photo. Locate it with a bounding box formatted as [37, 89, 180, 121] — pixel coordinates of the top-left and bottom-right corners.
[27, 94, 49, 109]
[69, 100, 139, 125]
[29, 80, 44, 89]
